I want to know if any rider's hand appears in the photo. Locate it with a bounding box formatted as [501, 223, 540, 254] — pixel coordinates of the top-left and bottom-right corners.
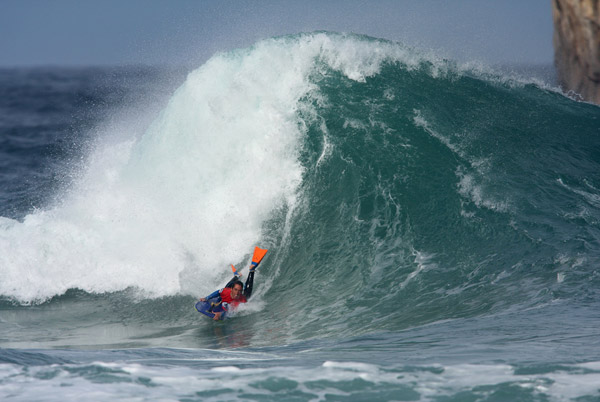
[213, 312, 222, 321]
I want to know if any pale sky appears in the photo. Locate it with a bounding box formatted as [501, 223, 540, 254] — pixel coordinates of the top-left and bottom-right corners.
[0, 0, 554, 67]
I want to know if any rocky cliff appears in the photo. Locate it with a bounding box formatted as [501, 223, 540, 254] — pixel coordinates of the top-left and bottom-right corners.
[553, 0, 600, 103]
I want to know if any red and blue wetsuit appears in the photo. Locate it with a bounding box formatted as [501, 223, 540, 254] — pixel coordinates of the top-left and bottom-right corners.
[196, 270, 255, 319]
[204, 287, 247, 311]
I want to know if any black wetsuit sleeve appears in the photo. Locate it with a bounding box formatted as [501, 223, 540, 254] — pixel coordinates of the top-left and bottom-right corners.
[243, 271, 255, 300]
[224, 276, 238, 288]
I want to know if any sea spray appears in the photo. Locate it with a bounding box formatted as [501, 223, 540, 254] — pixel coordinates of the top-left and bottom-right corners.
[0, 37, 322, 302]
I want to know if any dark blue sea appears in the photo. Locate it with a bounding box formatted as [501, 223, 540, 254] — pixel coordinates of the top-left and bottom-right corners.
[1, 33, 599, 401]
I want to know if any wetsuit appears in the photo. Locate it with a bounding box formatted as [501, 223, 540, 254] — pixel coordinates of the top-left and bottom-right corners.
[195, 270, 255, 319]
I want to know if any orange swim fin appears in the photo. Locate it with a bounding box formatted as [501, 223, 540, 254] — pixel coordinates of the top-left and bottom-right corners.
[250, 247, 268, 271]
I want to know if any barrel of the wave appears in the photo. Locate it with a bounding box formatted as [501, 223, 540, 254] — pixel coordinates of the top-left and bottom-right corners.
[195, 247, 268, 320]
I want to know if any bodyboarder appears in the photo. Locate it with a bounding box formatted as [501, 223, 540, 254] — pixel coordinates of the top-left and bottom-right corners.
[196, 269, 256, 320]
[195, 246, 266, 320]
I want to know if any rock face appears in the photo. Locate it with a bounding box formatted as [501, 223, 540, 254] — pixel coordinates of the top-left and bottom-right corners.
[552, 0, 600, 103]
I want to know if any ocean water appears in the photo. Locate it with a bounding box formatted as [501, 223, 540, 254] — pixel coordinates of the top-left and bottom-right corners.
[1, 32, 599, 401]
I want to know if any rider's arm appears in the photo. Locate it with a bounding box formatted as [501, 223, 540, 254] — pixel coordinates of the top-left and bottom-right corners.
[243, 271, 255, 300]
[200, 289, 221, 301]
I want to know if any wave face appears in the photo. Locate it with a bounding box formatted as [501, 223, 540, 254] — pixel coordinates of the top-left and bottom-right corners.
[259, 36, 600, 342]
[1, 33, 600, 346]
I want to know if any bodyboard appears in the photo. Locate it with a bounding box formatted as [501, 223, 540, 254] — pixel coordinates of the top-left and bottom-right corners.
[195, 301, 216, 319]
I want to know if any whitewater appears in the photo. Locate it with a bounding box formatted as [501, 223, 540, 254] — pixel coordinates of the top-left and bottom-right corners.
[1, 32, 599, 400]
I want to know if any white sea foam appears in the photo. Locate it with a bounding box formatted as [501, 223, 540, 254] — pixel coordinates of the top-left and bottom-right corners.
[457, 171, 509, 212]
[399, 249, 437, 289]
[2, 359, 600, 401]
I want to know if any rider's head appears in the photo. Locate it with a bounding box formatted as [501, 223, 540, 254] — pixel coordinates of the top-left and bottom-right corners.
[230, 281, 244, 299]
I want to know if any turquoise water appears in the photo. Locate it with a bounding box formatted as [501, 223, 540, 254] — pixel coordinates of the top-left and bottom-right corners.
[1, 33, 599, 400]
